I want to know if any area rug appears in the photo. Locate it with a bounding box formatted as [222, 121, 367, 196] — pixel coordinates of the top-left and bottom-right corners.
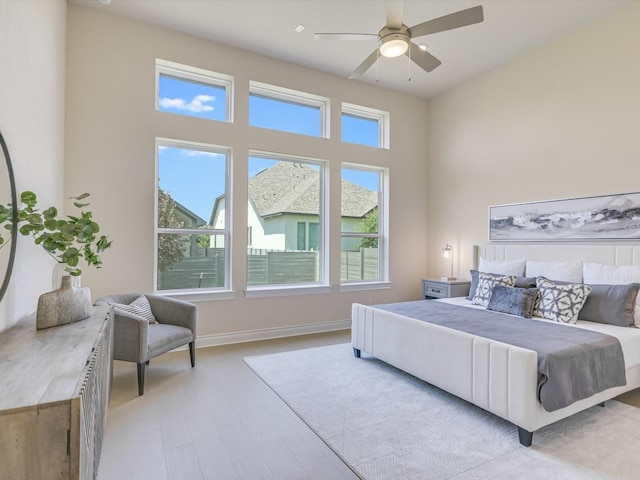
[245, 343, 640, 480]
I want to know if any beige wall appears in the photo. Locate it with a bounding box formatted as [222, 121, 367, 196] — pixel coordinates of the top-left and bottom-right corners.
[0, 0, 67, 332]
[65, 5, 429, 339]
[426, 2, 640, 280]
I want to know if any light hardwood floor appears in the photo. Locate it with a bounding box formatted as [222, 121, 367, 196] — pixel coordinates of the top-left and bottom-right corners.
[98, 329, 640, 480]
[98, 330, 360, 480]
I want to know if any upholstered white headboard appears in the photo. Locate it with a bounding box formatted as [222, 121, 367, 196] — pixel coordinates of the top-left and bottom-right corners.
[473, 244, 640, 270]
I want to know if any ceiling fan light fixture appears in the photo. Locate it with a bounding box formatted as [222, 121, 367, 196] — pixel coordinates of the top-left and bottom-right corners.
[379, 35, 408, 58]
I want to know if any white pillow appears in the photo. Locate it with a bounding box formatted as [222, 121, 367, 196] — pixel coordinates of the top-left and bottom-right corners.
[525, 261, 583, 283]
[478, 257, 526, 276]
[583, 262, 640, 325]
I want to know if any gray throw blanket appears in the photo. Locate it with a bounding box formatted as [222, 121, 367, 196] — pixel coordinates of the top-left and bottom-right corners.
[375, 300, 627, 412]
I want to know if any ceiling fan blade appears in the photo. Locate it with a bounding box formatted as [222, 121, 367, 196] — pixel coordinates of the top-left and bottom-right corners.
[407, 42, 441, 73]
[408, 5, 484, 38]
[349, 50, 379, 79]
[313, 33, 377, 41]
[385, 0, 405, 29]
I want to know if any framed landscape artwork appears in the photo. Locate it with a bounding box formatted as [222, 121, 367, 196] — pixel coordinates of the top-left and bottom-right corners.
[489, 191, 640, 241]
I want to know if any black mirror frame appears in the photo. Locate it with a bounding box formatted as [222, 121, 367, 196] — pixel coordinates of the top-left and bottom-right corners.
[0, 130, 17, 302]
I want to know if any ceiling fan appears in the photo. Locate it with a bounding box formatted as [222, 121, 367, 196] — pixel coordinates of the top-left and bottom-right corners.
[313, 2, 484, 79]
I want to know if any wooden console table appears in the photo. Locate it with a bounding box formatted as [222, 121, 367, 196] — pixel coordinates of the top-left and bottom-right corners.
[0, 306, 113, 480]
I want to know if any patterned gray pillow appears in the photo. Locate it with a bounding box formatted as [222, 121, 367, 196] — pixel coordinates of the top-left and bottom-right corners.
[467, 271, 535, 300]
[534, 277, 591, 324]
[487, 285, 540, 318]
[471, 272, 517, 308]
[112, 295, 157, 324]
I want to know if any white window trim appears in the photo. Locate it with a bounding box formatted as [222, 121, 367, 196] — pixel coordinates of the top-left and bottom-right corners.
[154, 137, 233, 293]
[340, 164, 389, 285]
[342, 102, 390, 149]
[245, 284, 331, 299]
[249, 81, 330, 138]
[156, 58, 234, 123]
[247, 150, 330, 290]
[339, 281, 391, 293]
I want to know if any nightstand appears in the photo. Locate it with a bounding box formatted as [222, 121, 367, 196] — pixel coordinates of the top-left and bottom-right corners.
[422, 278, 471, 299]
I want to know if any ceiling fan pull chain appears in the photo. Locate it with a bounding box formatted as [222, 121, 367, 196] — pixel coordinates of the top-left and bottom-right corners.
[376, 49, 380, 84]
[408, 45, 412, 82]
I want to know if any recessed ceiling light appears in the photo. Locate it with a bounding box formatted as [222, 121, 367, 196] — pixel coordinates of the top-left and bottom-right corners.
[294, 24, 306, 33]
[98, 0, 112, 4]
[418, 44, 428, 51]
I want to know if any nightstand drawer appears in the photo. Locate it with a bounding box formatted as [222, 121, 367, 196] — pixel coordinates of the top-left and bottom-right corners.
[425, 284, 447, 298]
[422, 279, 471, 299]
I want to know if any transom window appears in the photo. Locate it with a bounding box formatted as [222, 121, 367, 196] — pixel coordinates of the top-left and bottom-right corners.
[247, 152, 327, 287]
[249, 81, 329, 138]
[156, 59, 233, 122]
[342, 102, 389, 148]
[341, 165, 387, 283]
[155, 139, 230, 292]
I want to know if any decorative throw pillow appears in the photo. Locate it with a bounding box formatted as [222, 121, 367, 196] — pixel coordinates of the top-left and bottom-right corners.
[471, 272, 517, 308]
[467, 271, 533, 301]
[583, 262, 640, 325]
[534, 277, 591, 324]
[487, 285, 539, 318]
[112, 295, 157, 324]
[578, 283, 640, 327]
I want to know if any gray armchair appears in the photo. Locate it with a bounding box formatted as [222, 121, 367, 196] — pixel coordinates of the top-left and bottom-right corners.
[94, 293, 197, 395]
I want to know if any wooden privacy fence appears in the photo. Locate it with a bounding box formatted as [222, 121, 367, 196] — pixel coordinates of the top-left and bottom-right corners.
[159, 248, 378, 290]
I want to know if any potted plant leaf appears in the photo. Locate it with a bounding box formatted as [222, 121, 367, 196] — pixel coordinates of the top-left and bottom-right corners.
[14, 191, 111, 277]
[2, 191, 112, 329]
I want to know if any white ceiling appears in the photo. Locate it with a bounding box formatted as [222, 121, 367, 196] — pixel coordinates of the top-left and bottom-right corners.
[73, 0, 631, 99]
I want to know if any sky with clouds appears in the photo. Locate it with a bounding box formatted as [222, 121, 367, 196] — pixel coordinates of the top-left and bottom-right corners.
[158, 74, 380, 221]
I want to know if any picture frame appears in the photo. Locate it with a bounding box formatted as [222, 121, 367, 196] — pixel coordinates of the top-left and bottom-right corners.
[489, 191, 640, 241]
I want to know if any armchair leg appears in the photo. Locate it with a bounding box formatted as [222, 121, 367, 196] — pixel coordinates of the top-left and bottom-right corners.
[189, 341, 196, 367]
[137, 363, 145, 396]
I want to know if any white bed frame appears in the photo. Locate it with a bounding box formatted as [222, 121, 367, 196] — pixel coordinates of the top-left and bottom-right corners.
[351, 243, 640, 446]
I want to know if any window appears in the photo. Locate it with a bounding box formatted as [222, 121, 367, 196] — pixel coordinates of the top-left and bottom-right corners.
[247, 152, 326, 287]
[156, 139, 230, 292]
[342, 103, 389, 148]
[249, 81, 329, 137]
[156, 59, 233, 122]
[341, 165, 387, 283]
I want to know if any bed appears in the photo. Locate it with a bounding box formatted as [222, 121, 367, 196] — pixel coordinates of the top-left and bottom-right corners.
[351, 243, 640, 446]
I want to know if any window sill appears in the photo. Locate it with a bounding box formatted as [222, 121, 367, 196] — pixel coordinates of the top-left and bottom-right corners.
[245, 284, 331, 299]
[339, 281, 391, 293]
[158, 289, 237, 303]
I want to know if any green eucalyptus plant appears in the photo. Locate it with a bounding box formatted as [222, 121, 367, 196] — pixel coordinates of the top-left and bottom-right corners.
[0, 203, 12, 248]
[1, 191, 112, 276]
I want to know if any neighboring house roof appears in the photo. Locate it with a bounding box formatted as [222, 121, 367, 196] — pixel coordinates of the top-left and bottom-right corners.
[173, 198, 207, 227]
[248, 161, 377, 219]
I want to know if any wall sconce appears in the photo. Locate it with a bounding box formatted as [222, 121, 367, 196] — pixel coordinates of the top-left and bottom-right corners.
[441, 244, 456, 281]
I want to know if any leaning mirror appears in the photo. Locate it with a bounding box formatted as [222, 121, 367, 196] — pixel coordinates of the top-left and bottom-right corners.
[0, 130, 17, 302]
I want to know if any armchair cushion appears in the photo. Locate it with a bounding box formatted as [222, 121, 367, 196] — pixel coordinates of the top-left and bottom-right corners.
[148, 324, 195, 359]
[112, 294, 157, 324]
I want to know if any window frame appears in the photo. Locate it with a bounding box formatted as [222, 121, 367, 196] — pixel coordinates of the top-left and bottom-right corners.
[245, 150, 330, 296]
[341, 102, 390, 149]
[249, 81, 330, 138]
[155, 58, 234, 123]
[340, 163, 389, 288]
[154, 137, 232, 295]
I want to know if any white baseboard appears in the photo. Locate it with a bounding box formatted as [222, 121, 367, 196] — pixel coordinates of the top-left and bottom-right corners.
[190, 319, 352, 349]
